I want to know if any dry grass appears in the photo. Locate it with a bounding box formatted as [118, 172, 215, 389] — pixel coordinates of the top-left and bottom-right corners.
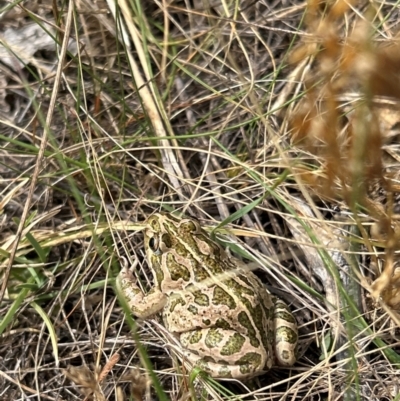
[1, 0, 400, 399]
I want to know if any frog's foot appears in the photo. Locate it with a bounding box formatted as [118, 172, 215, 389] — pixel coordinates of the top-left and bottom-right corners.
[116, 263, 167, 319]
[183, 351, 265, 379]
[273, 298, 298, 366]
[179, 328, 269, 379]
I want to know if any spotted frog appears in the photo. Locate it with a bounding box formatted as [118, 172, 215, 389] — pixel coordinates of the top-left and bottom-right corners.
[116, 213, 298, 379]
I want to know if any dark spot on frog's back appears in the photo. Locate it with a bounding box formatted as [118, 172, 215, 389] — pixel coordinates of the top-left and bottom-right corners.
[227, 278, 254, 297]
[221, 333, 245, 356]
[179, 220, 198, 233]
[169, 296, 186, 312]
[238, 311, 259, 348]
[237, 352, 263, 373]
[187, 304, 198, 314]
[193, 260, 210, 282]
[193, 291, 210, 306]
[215, 318, 231, 329]
[167, 254, 191, 281]
[205, 328, 224, 348]
[212, 286, 236, 309]
[188, 330, 203, 344]
[206, 256, 224, 274]
[174, 243, 190, 257]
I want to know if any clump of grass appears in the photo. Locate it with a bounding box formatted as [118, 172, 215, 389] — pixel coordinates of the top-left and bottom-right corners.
[1, 0, 400, 400]
[290, 0, 400, 304]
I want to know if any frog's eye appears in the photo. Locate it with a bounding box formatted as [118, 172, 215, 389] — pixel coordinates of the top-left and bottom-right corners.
[148, 236, 161, 254]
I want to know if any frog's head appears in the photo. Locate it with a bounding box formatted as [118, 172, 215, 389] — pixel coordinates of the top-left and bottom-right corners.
[143, 213, 199, 287]
[144, 212, 200, 253]
[143, 212, 226, 288]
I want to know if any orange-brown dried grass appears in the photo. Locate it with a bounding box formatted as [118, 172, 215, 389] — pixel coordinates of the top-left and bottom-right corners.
[290, 0, 400, 304]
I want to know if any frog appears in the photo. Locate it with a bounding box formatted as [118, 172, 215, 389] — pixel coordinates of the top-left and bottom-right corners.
[116, 212, 298, 379]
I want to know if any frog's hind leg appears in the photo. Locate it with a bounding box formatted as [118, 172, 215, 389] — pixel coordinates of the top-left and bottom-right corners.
[183, 352, 266, 379]
[179, 328, 267, 379]
[273, 297, 298, 366]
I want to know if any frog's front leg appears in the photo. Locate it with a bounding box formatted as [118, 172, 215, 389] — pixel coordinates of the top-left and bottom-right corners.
[179, 328, 269, 379]
[116, 264, 167, 318]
